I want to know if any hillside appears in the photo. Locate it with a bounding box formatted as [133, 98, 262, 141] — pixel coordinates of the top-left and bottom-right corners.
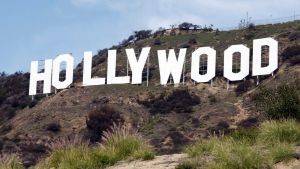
[1, 21, 300, 167]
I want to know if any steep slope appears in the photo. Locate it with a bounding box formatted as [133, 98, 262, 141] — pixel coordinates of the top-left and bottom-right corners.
[1, 21, 300, 165]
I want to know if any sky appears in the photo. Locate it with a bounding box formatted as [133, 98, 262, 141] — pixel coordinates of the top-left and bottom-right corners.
[0, 0, 299, 73]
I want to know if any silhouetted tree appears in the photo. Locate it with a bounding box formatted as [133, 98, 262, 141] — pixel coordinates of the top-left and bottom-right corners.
[178, 22, 193, 30]
[134, 30, 152, 41]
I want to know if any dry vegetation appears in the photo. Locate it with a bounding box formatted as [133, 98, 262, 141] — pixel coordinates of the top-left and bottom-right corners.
[1, 21, 300, 168]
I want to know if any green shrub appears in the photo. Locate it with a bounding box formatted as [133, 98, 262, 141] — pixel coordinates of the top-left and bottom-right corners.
[244, 32, 255, 40]
[45, 122, 61, 132]
[101, 125, 155, 161]
[38, 125, 154, 169]
[269, 142, 294, 163]
[176, 160, 197, 169]
[0, 154, 24, 169]
[290, 55, 300, 65]
[185, 137, 271, 169]
[258, 119, 300, 144]
[281, 45, 300, 59]
[254, 84, 300, 120]
[183, 120, 300, 168]
[141, 89, 200, 114]
[230, 128, 259, 144]
[185, 137, 218, 157]
[205, 139, 270, 169]
[86, 105, 124, 142]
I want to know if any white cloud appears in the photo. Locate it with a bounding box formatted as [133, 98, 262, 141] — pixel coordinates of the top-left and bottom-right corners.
[67, 0, 300, 30]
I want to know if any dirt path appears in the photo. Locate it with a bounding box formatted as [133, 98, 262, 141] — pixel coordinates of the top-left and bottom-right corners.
[107, 152, 300, 169]
[274, 159, 300, 169]
[232, 99, 250, 125]
[106, 154, 188, 169]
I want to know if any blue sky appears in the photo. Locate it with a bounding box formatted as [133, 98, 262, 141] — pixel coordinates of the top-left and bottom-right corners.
[0, 0, 299, 73]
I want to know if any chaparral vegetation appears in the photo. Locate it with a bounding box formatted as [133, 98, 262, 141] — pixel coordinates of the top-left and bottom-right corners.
[1, 20, 300, 169]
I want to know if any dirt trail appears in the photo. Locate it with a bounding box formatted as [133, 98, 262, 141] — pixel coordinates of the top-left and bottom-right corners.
[274, 160, 300, 169]
[107, 154, 188, 169]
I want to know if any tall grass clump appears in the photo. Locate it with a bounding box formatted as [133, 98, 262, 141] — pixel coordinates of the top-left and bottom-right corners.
[268, 142, 294, 163]
[208, 138, 270, 169]
[100, 124, 155, 161]
[258, 119, 300, 144]
[185, 137, 219, 158]
[179, 119, 300, 169]
[230, 128, 259, 144]
[0, 154, 24, 169]
[183, 137, 271, 169]
[36, 125, 154, 169]
[175, 159, 198, 169]
[46, 134, 89, 150]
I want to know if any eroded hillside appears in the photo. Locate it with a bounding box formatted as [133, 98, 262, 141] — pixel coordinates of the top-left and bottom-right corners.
[1, 21, 300, 166]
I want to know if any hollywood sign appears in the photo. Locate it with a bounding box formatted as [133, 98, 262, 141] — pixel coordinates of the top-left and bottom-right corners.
[29, 37, 278, 95]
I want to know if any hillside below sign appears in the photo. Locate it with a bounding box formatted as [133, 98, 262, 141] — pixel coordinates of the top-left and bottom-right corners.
[29, 37, 278, 95]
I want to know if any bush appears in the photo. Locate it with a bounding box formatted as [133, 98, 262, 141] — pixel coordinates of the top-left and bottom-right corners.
[45, 122, 61, 132]
[38, 125, 154, 169]
[178, 22, 193, 30]
[86, 105, 124, 142]
[153, 38, 161, 45]
[0, 124, 13, 135]
[101, 124, 155, 161]
[230, 128, 259, 144]
[254, 84, 300, 120]
[258, 119, 300, 144]
[188, 38, 197, 45]
[176, 160, 197, 169]
[205, 140, 270, 169]
[0, 88, 7, 105]
[208, 94, 217, 104]
[134, 30, 152, 41]
[141, 89, 200, 114]
[281, 45, 300, 60]
[182, 120, 300, 168]
[290, 55, 300, 65]
[185, 138, 218, 158]
[269, 142, 294, 163]
[39, 146, 113, 169]
[180, 43, 191, 48]
[185, 137, 271, 169]
[28, 100, 37, 108]
[235, 80, 252, 95]
[1, 109, 16, 122]
[248, 23, 256, 30]
[244, 32, 255, 40]
[0, 154, 24, 169]
[47, 134, 89, 151]
[288, 31, 300, 41]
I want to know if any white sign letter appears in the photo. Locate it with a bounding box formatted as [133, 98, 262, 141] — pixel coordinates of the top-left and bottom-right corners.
[29, 59, 53, 95]
[107, 50, 130, 84]
[83, 51, 106, 86]
[252, 38, 278, 76]
[191, 47, 216, 82]
[126, 47, 151, 84]
[224, 45, 250, 81]
[52, 54, 74, 89]
[158, 48, 186, 85]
